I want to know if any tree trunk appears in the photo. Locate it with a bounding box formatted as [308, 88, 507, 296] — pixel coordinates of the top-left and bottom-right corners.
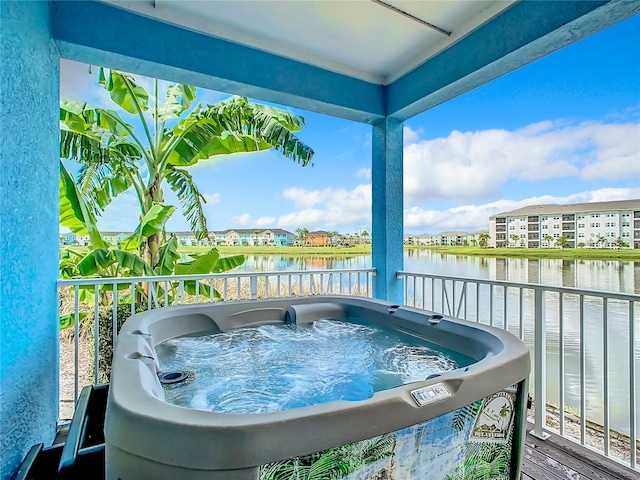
[144, 179, 164, 269]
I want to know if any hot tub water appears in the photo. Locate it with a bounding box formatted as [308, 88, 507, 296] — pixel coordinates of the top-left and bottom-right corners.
[156, 319, 470, 414]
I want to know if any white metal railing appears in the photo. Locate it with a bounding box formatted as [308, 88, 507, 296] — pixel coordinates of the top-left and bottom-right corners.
[398, 270, 639, 472]
[57, 269, 375, 418]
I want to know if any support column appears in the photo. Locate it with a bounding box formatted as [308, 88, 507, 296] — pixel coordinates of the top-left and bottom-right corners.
[371, 118, 404, 303]
[0, 2, 60, 477]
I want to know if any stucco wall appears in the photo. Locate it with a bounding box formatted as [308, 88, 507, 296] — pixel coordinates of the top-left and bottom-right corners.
[0, 2, 60, 477]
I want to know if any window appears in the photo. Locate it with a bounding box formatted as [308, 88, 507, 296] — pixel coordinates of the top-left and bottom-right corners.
[578, 215, 585, 220]
[553, 216, 560, 220]
[509, 226, 515, 230]
[553, 224, 560, 229]
[578, 223, 585, 228]
[520, 225, 526, 230]
[553, 233, 560, 238]
[623, 232, 630, 237]
[591, 223, 600, 228]
[578, 233, 585, 238]
[542, 225, 548, 229]
[542, 216, 548, 221]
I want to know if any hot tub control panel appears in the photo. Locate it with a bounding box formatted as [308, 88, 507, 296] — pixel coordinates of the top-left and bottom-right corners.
[410, 383, 451, 406]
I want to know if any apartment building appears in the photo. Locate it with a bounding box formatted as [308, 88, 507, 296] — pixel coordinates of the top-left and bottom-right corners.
[404, 231, 488, 246]
[489, 200, 640, 249]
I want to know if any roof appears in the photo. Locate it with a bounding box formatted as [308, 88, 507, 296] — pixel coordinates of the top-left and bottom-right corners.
[490, 199, 640, 219]
[102, 0, 514, 86]
[307, 230, 329, 235]
[53, 1, 638, 122]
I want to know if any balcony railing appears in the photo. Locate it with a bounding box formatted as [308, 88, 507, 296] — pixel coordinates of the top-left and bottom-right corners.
[397, 270, 639, 472]
[57, 268, 639, 472]
[57, 269, 375, 418]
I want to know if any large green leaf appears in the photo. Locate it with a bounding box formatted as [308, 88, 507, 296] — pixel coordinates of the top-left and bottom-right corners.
[60, 312, 88, 331]
[212, 254, 245, 273]
[154, 236, 180, 276]
[77, 248, 115, 276]
[99, 69, 149, 115]
[165, 167, 209, 241]
[174, 249, 220, 276]
[250, 102, 306, 132]
[60, 97, 132, 137]
[157, 83, 196, 122]
[183, 280, 221, 300]
[59, 160, 107, 249]
[113, 250, 154, 276]
[164, 96, 313, 168]
[120, 204, 175, 251]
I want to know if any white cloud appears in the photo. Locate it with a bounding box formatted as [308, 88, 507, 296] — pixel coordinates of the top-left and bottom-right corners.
[403, 126, 422, 145]
[202, 193, 221, 204]
[277, 184, 371, 229]
[231, 214, 276, 227]
[356, 167, 371, 180]
[404, 187, 640, 233]
[404, 120, 640, 205]
[96, 191, 141, 232]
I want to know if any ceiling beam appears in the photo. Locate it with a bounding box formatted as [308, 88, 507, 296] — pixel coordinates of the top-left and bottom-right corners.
[386, 0, 640, 120]
[50, 1, 385, 123]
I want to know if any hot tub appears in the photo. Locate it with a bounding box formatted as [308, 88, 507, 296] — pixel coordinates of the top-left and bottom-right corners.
[105, 296, 530, 480]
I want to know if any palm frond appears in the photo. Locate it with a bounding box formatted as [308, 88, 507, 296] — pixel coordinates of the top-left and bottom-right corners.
[164, 166, 209, 241]
[77, 162, 131, 216]
[166, 96, 314, 167]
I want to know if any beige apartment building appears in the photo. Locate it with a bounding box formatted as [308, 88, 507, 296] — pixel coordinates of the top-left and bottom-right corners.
[489, 199, 640, 249]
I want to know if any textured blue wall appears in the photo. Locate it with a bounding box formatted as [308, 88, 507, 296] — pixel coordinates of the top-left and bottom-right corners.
[371, 119, 404, 303]
[0, 2, 60, 478]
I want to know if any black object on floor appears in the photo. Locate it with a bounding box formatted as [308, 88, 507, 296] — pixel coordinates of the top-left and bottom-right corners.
[14, 385, 108, 480]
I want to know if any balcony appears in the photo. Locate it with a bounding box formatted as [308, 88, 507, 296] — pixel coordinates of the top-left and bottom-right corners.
[563, 215, 576, 221]
[563, 222, 575, 231]
[54, 270, 640, 478]
[496, 225, 507, 232]
[397, 271, 639, 474]
[4, 1, 640, 478]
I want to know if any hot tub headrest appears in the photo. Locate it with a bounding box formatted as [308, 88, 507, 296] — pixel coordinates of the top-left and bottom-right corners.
[285, 303, 346, 325]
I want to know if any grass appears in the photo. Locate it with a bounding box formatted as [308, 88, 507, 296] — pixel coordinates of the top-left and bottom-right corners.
[62, 244, 638, 261]
[410, 245, 640, 261]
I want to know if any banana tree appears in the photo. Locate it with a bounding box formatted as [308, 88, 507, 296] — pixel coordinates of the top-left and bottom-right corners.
[60, 68, 314, 267]
[59, 160, 245, 328]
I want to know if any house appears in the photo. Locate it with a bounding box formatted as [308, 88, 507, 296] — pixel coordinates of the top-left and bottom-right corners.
[306, 230, 330, 246]
[101, 232, 131, 247]
[59, 232, 77, 246]
[2, 1, 636, 477]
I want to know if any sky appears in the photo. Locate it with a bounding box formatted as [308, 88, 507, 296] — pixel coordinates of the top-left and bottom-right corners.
[60, 14, 640, 236]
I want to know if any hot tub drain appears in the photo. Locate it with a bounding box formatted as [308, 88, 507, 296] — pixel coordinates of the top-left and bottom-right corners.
[158, 371, 189, 385]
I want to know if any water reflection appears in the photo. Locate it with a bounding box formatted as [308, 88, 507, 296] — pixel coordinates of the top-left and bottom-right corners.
[231, 248, 639, 436]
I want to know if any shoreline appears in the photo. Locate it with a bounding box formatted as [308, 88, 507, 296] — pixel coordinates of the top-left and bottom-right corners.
[177, 245, 640, 262]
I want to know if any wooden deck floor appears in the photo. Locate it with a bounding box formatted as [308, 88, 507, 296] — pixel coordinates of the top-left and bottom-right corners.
[521, 425, 638, 480]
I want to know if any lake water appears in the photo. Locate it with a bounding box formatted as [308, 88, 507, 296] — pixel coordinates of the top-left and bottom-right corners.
[234, 249, 639, 437]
